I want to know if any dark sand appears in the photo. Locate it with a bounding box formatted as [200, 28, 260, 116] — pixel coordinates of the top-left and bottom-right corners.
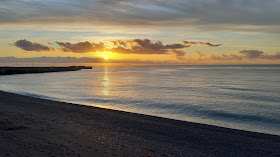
[0, 91, 279, 157]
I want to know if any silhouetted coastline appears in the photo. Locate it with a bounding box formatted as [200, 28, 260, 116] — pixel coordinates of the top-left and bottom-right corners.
[0, 66, 92, 75]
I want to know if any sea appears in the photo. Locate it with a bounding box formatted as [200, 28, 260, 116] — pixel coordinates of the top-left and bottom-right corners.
[0, 65, 279, 135]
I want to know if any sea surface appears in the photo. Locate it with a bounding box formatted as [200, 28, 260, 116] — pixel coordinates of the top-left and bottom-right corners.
[0, 65, 279, 135]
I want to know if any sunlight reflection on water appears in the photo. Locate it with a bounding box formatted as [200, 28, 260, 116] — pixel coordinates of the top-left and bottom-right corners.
[102, 66, 110, 96]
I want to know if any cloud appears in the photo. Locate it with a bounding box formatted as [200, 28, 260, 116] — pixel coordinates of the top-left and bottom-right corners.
[209, 54, 242, 61]
[13, 39, 194, 54]
[235, 50, 263, 58]
[56, 41, 105, 53]
[107, 39, 188, 54]
[171, 49, 186, 60]
[1, 0, 280, 33]
[14, 39, 55, 52]
[193, 51, 242, 61]
[107, 40, 128, 47]
[198, 50, 280, 61]
[233, 50, 280, 60]
[194, 51, 206, 60]
[261, 52, 280, 60]
[181, 41, 221, 47]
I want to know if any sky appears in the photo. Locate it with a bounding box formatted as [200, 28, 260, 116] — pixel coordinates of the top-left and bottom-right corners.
[0, 0, 280, 65]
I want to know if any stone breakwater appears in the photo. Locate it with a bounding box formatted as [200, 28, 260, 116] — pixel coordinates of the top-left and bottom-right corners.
[0, 66, 92, 75]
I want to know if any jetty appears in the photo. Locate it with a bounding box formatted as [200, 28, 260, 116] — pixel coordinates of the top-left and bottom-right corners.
[0, 66, 92, 75]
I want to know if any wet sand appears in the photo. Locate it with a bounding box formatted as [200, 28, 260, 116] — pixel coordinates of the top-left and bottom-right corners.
[0, 90, 279, 157]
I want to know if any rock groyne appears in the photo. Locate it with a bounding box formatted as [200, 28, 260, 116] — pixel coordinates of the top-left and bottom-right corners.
[0, 66, 92, 75]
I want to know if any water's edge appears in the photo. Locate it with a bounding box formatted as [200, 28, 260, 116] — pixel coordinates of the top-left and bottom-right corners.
[1, 89, 280, 137]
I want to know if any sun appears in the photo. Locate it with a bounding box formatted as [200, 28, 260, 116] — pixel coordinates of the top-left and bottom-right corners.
[96, 51, 112, 60]
[98, 51, 112, 60]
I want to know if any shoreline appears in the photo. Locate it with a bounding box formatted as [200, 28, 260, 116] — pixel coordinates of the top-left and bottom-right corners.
[4, 89, 280, 137]
[0, 90, 280, 156]
[3, 90, 280, 137]
[3, 89, 279, 137]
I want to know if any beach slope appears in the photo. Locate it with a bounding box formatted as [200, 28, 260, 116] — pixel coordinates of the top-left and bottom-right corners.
[0, 91, 279, 157]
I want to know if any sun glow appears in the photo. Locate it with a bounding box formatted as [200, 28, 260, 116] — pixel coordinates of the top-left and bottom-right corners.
[97, 51, 112, 60]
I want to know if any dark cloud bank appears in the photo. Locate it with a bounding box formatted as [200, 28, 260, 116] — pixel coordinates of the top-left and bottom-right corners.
[1, 0, 280, 31]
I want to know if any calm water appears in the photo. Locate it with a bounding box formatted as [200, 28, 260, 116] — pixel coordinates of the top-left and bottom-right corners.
[0, 65, 279, 135]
